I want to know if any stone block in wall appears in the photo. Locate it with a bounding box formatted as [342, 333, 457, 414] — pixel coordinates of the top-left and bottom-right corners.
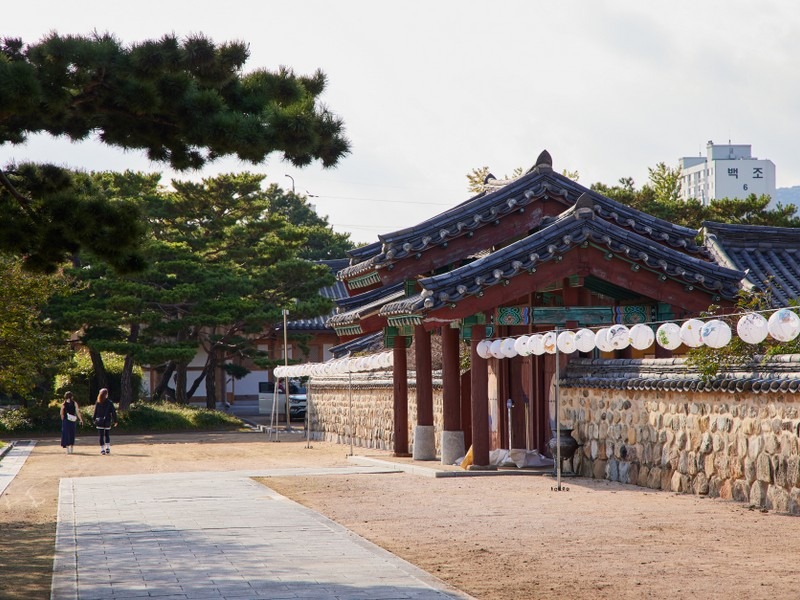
[647, 466, 662, 489]
[670, 471, 686, 493]
[774, 457, 788, 488]
[750, 480, 768, 508]
[703, 453, 715, 477]
[608, 457, 619, 482]
[787, 456, 800, 488]
[638, 465, 649, 487]
[592, 458, 607, 480]
[731, 479, 749, 502]
[677, 450, 689, 475]
[708, 476, 722, 498]
[736, 432, 748, 458]
[790, 487, 800, 514]
[767, 484, 790, 513]
[714, 452, 730, 479]
[729, 455, 744, 480]
[744, 456, 756, 484]
[765, 433, 780, 455]
[693, 472, 709, 495]
[699, 432, 713, 454]
[578, 455, 594, 478]
[661, 468, 674, 491]
[756, 453, 773, 483]
[618, 460, 628, 483]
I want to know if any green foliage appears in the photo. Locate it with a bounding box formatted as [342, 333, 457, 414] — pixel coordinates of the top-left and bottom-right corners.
[0, 254, 71, 398]
[686, 292, 800, 380]
[0, 32, 349, 272]
[0, 401, 240, 435]
[592, 171, 800, 229]
[117, 402, 241, 432]
[54, 350, 142, 405]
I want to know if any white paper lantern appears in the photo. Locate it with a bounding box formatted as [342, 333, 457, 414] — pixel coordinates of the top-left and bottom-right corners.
[556, 330, 577, 354]
[680, 318, 705, 348]
[737, 313, 769, 345]
[527, 334, 545, 355]
[514, 335, 531, 356]
[595, 328, 614, 353]
[629, 323, 655, 350]
[656, 322, 682, 350]
[768, 309, 800, 342]
[500, 338, 518, 358]
[574, 328, 596, 353]
[476, 340, 492, 359]
[489, 339, 504, 359]
[607, 324, 630, 350]
[700, 319, 732, 349]
[542, 331, 557, 354]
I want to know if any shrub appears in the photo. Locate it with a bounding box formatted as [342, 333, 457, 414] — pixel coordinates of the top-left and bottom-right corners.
[55, 350, 143, 406]
[0, 401, 241, 435]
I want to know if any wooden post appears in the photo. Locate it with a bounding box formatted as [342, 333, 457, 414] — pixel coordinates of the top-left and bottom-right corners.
[413, 325, 435, 460]
[470, 324, 490, 468]
[393, 335, 410, 456]
[441, 324, 464, 465]
[414, 325, 433, 427]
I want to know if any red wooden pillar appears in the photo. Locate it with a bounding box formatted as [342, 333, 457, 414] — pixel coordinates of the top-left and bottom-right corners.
[393, 335, 410, 456]
[414, 325, 433, 427]
[413, 325, 435, 460]
[441, 324, 464, 464]
[470, 324, 490, 468]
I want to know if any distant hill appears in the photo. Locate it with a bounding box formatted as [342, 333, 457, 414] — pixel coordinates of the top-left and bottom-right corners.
[774, 186, 800, 210]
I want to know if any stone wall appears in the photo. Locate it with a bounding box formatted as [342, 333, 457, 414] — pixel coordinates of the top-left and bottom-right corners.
[559, 357, 800, 514]
[307, 370, 444, 453]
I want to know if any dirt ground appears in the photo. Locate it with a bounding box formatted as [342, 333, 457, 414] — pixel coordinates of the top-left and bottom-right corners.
[1, 429, 798, 600]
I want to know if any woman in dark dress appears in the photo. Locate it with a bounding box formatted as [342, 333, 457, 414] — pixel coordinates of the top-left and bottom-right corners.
[60, 391, 84, 454]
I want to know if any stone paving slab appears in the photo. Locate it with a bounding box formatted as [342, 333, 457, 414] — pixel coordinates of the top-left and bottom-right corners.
[0, 440, 36, 497]
[52, 468, 474, 600]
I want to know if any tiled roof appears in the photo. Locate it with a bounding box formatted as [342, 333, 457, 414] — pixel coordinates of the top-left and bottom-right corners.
[329, 331, 385, 358]
[334, 282, 404, 311]
[338, 151, 709, 282]
[286, 259, 350, 331]
[703, 221, 800, 306]
[561, 356, 800, 393]
[328, 285, 407, 327]
[380, 196, 744, 317]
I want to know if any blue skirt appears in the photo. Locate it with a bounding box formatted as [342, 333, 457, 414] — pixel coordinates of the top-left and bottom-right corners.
[61, 418, 77, 447]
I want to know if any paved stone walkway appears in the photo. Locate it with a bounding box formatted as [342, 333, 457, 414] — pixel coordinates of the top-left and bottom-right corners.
[0, 440, 36, 496]
[52, 468, 474, 600]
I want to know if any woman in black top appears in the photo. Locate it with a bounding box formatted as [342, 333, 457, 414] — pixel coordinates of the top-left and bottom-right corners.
[93, 388, 118, 455]
[60, 391, 84, 454]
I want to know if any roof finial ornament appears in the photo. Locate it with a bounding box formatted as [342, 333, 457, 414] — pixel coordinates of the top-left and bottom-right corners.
[573, 193, 595, 219]
[527, 150, 553, 173]
[483, 172, 496, 184]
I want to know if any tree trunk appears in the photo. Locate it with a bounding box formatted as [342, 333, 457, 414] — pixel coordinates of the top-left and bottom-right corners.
[119, 323, 140, 411]
[152, 360, 176, 401]
[175, 363, 188, 404]
[89, 348, 108, 402]
[119, 354, 135, 411]
[186, 365, 208, 400]
[205, 349, 217, 409]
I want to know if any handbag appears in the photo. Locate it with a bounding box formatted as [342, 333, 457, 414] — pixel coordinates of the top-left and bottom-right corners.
[67, 413, 77, 422]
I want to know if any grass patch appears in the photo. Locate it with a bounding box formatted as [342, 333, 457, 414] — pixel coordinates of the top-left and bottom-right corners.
[0, 401, 242, 436]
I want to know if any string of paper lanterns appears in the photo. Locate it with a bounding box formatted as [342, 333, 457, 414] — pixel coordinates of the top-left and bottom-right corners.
[274, 350, 394, 379]
[475, 308, 800, 360]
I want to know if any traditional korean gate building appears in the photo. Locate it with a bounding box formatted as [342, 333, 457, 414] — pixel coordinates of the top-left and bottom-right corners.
[325, 151, 762, 468]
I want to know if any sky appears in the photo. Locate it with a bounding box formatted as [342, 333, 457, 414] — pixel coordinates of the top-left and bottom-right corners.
[5, 0, 800, 245]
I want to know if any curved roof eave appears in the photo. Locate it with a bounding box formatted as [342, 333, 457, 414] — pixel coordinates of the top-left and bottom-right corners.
[380, 201, 744, 316]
